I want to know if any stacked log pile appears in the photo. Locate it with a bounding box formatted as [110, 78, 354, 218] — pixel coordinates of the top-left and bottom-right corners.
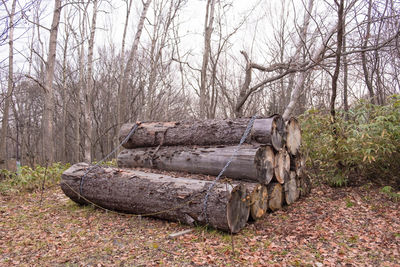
[61, 115, 311, 233]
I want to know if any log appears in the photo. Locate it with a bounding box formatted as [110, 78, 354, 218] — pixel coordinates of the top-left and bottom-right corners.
[267, 182, 284, 211]
[246, 183, 268, 220]
[117, 145, 275, 185]
[119, 116, 285, 151]
[290, 153, 306, 177]
[299, 173, 312, 197]
[61, 163, 250, 233]
[274, 148, 290, 184]
[284, 171, 300, 205]
[286, 117, 302, 156]
[251, 115, 286, 151]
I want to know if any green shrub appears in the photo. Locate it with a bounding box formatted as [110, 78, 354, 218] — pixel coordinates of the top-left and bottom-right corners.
[300, 95, 400, 188]
[0, 162, 70, 195]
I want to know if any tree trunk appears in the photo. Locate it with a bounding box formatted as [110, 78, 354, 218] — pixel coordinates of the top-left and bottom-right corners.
[119, 116, 285, 150]
[0, 0, 16, 169]
[247, 183, 268, 220]
[200, 0, 216, 119]
[284, 171, 300, 205]
[267, 182, 283, 211]
[285, 117, 301, 156]
[274, 147, 290, 184]
[83, 0, 98, 163]
[61, 163, 250, 233]
[42, 0, 62, 164]
[117, 145, 275, 185]
[119, 0, 151, 124]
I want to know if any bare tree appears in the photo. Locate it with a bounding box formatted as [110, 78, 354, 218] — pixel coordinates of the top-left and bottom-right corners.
[42, 0, 62, 163]
[84, 0, 99, 163]
[199, 0, 216, 119]
[330, 0, 344, 120]
[0, 0, 16, 168]
[119, 0, 152, 125]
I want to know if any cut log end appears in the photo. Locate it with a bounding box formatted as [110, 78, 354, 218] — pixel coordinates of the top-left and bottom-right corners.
[267, 182, 284, 211]
[284, 171, 300, 205]
[254, 146, 275, 185]
[227, 184, 250, 233]
[286, 117, 302, 156]
[274, 148, 290, 184]
[248, 184, 268, 220]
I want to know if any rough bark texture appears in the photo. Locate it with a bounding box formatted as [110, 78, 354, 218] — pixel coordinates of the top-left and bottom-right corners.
[118, 145, 275, 185]
[119, 116, 284, 149]
[274, 148, 290, 184]
[286, 117, 301, 156]
[267, 182, 284, 211]
[284, 171, 300, 205]
[246, 183, 268, 221]
[61, 163, 250, 233]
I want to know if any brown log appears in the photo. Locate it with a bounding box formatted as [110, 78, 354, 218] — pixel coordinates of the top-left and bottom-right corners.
[251, 115, 286, 151]
[61, 163, 250, 233]
[299, 173, 312, 197]
[290, 153, 306, 177]
[117, 145, 275, 185]
[267, 182, 284, 211]
[119, 116, 284, 151]
[286, 117, 302, 156]
[274, 147, 290, 184]
[284, 171, 300, 205]
[246, 183, 268, 220]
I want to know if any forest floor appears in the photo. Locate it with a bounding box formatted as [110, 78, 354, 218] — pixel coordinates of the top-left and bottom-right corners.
[0, 183, 399, 266]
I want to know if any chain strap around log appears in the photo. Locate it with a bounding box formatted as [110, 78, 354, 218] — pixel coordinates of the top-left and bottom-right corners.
[202, 115, 257, 224]
[79, 122, 140, 197]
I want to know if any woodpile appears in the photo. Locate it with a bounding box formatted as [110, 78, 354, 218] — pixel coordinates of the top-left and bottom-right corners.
[61, 115, 311, 233]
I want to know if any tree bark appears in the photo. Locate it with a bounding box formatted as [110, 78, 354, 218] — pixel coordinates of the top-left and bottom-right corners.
[117, 145, 275, 184]
[267, 182, 283, 211]
[61, 163, 250, 233]
[119, 116, 285, 150]
[285, 117, 301, 156]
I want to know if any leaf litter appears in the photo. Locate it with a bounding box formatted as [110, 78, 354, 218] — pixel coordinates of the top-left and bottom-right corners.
[0, 184, 399, 266]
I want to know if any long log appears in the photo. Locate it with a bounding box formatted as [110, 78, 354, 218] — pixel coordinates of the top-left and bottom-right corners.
[117, 145, 275, 185]
[286, 117, 302, 156]
[267, 182, 284, 211]
[61, 163, 250, 233]
[119, 116, 285, 151]
[246, 183, 268, 220]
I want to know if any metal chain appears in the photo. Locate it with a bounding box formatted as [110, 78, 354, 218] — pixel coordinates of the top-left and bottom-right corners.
[79, 123, 140, 197]
[202, 115, 257, 224]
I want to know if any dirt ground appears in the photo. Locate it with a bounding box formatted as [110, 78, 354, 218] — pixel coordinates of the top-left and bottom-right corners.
[0, 183, 399, 266]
